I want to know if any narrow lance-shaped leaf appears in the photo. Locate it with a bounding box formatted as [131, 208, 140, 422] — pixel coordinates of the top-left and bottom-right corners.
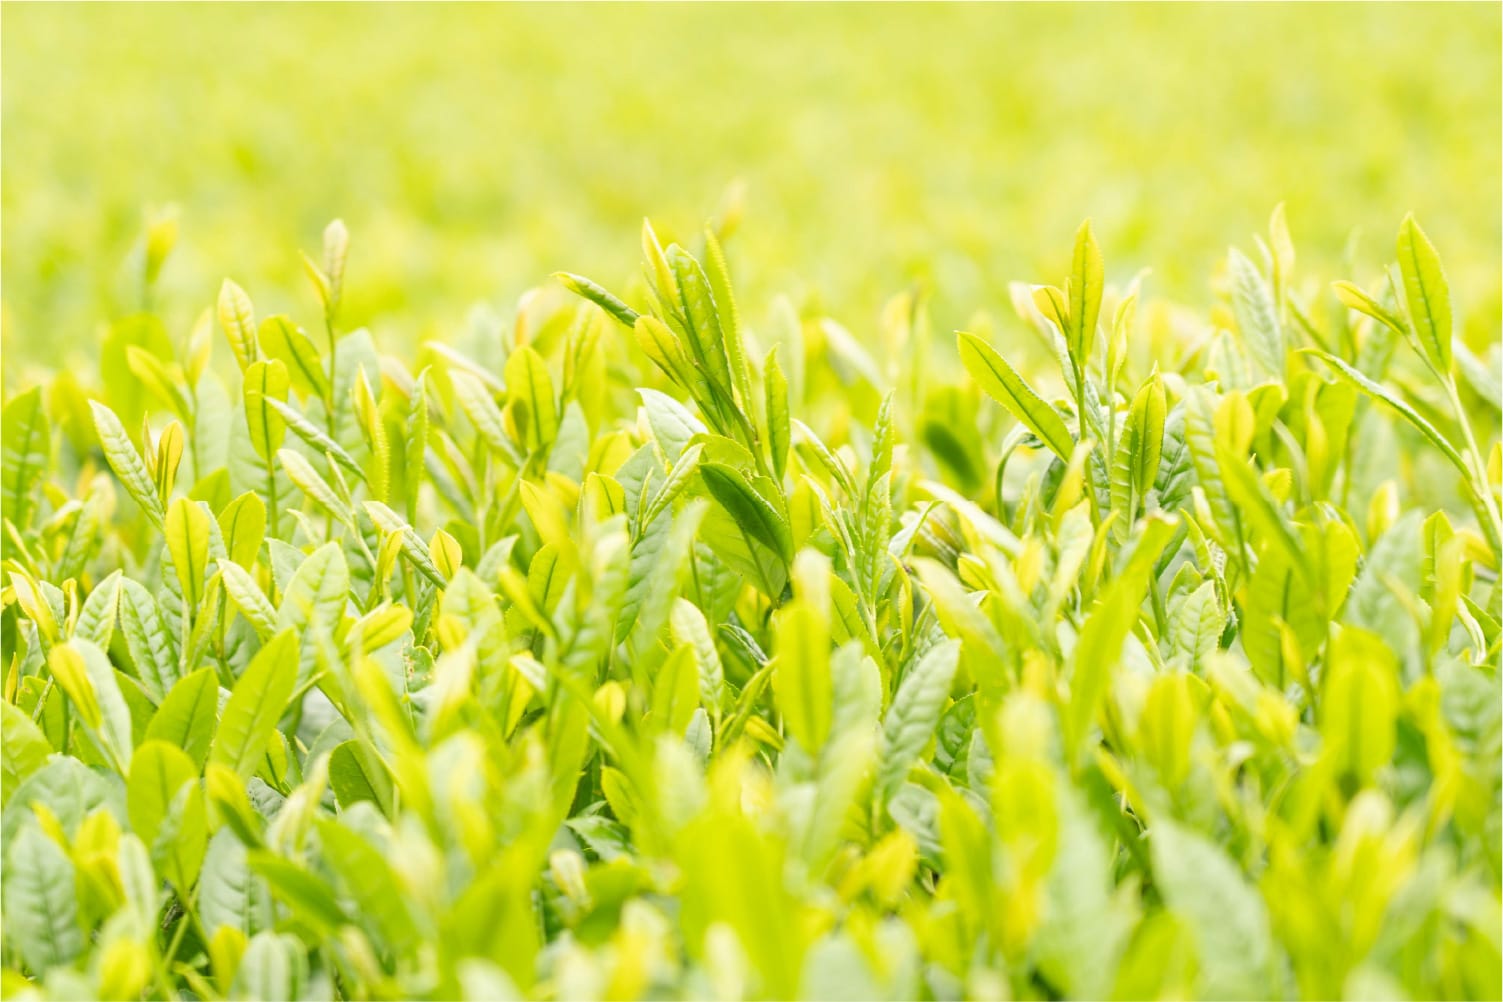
[322, 218, 349, 319]
[219, 490, 267, 570]
[504, 343, 559, 454]
[1331, 280, 1409, 342]
[352, 368, 390, 504]
[218, 279, 258, 370]
[279, 449, 355, 528]
[404, 369, 430, 521]
[3, 387, 50, 528]
[641, 443, 704, 529]
[209, 630, 299, 779]
[90, 401, 166, 529]
[259, 315, 330, 403]
[765, 346, 791, 482]
[1395, 214, 1452, 375]
[554, 271, 640, 329]
[1112, 373, 1166, 537]
[219, 559, 279, 639]
[263, 397, 366, 480]
[364, 501, 447, 586]
[1302, 349, 1469, 480]
[3, 826, 82, 971]
[670, 596, 726, 711]
[48, 639, 133, 772]
[125, 347, 191, 422]
[144, 666, 219, 768]
[1068, 219, 1104, 378]
[878, 639, 960, 800]
[699, 462, 793, 568]
[1229, 247, 1284, 378]
[703, 227, 756, 416]
[669, 245, 734, 398]
[1066, 515, 1177, 762]
[450, 369, 522, 465]
[956, 331, 1075, 461]
[166, 497, 214, 611]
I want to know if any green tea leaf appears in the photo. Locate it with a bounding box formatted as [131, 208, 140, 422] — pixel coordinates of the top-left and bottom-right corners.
[1068, 219, 1105, 376]
[765, 346, 791, 481]
[3, 825, 82, 972]
[48, 639, 133, 773]
[219, 559, 279, 639]
[1228, 247, 1284, 378]
[1320, 627, 1398, 782]
[217, 279, 258, 370]
[263, 397, 366, 480]
[1395, 214, 1453, 374]
[554, 271, 640, 329]
[1, 702, 54, 800]
[956, 331, 1074, 461]
[145, 666, 219, 768]
[699, 462, 792, 568]
[243, 359, 291, 463]
[166, 497, 214, 611]
[363, 501, 446, 586]
[259, 315, 330, 402]
[1302, 349, 1469, 479]
[315, 819, 419, 946]
[2, 387, 49, 529]
[1151, 819, 1274, 999]
[328, 740, 394, 815]
[504, 343, 559, 454]
[209, 630, 298, 778]
[127, 738, 197, 846]
[1066, 515, 1176, 760]
[878, 640, 960, 800]
[118, 579, 179, 699]
[90, 400, 166, 530]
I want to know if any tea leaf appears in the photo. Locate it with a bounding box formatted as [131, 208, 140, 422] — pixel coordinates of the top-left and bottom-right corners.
[1068, 219, 1105, 378]
[3, 387, 49, 528]
[699, 462, 792, 568]
[259, 315, 330, 402]
[209, 630, 299, 778]
[90, 401, 166, 530]
[1396, 214, 1452, 374]
[145, 667, 219, 768]
[555, 272, 640, 329]
[957, 332, 1074, 461]
[1229, 247, 1284, 378]
[217, 279, 258, 370]
[1151, 819, 1274, 999]
[878, 640, 960, 800]
[3, 826, 82, 972]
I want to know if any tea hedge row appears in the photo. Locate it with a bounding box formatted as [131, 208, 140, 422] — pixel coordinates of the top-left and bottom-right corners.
[1, 210, 1499, 999]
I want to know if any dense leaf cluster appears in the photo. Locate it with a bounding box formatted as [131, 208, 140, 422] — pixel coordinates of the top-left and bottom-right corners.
[1, 210, 1499, 1000]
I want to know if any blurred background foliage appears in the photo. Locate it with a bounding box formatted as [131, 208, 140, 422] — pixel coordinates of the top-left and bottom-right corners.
[2, 2, 1499, 384]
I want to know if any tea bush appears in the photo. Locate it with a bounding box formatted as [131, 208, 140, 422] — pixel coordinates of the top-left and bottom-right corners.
[1, 209, 1499, 1000]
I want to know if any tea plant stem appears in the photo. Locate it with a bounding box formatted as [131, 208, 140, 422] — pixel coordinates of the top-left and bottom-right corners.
[1443, 379, 1502, 541]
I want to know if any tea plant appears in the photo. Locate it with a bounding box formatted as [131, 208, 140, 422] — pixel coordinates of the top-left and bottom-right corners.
[1, 209, 1499, 1000]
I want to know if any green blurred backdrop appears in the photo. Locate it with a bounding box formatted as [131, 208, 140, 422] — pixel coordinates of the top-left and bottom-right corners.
[3, 2, 1499, 382]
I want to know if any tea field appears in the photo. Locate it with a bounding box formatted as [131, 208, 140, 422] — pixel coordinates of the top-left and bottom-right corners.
[1, 5, 1500, 1001]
